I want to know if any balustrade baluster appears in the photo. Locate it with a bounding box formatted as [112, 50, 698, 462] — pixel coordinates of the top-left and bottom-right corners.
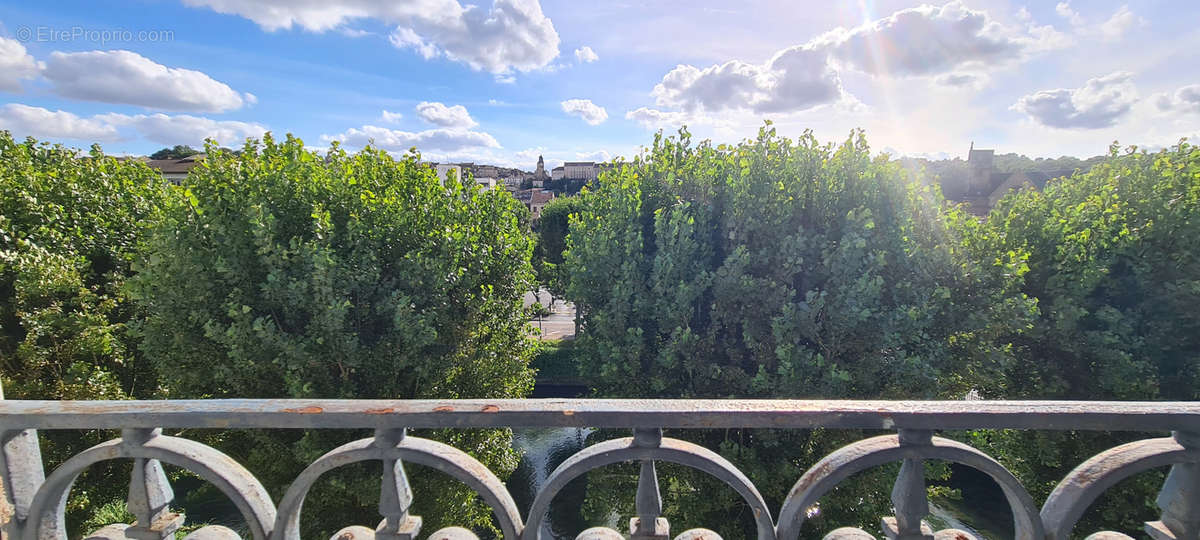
[375, 428, 422, 540]
[0, 428, 44, 539]
[1144, 431, 1200, 540]
[882, 430, 933, 540]
[631, 428, 669, 540]
[122, 428, 184, 540]
[1, 398, 1199, 540]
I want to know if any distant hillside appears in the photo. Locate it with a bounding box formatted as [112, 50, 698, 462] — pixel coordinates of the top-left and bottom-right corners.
[901, 153, 1107, 200]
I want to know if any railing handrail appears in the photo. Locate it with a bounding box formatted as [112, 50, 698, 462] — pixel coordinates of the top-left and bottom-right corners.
[3, 398, 1200, 431]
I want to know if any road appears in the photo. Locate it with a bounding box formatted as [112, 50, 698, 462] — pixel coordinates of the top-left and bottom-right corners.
[523, 289, 576, 340]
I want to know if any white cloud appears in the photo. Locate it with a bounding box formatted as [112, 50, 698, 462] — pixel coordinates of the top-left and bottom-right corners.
[575, 149, 611, 162]
[1056, 2, 1084, 26]
[183, 0, 561, 75]
[0, 104, 119, 141]
[1098, 5, 1143, 40]
[1156, 84, 1200, 114]
[321, 125, 500, 154]
[635, 1, 1068, 119]
[381, 110, 404, 123]
[560, 99, 607, 125]
[414, 101, 477, 128]
[389, 27, 439, 59]
[574, 46, 598, 63]
[501, 146, 616, 169]
[813, 1, 1065, 77]
[0, 103, 266, 146]
[99, 113, 268, 145]
[179, 0, 451, 32]
[43, 50, 251, 112]
[1013, 71, 1138, 129]
[1057, 3, 1143, 41]
[0, 37, 43, 92]
[625, 107, 692, 129]
[651, 45, 843, 114]
[935, 72, 987, 88]
[390, 0, 561, 75]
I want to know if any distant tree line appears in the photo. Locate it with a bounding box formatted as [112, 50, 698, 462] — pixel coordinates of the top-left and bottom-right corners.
[902, 152, 1109, 199]
[148, 144, 241, 159]
[148, 144, 202, 160]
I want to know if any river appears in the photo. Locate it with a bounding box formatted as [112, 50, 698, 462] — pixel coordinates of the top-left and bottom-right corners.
[507, 427, 595, 539]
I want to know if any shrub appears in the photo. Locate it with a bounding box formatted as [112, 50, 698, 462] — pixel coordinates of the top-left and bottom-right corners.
[564, 126, 1032, 537]
[130, 134, 537, 536]
[969, 141, 1200, 532]
[0, 131, 172, 532]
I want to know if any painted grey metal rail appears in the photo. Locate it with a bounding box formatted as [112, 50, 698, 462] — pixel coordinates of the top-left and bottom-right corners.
[0, 399, 1196, 540]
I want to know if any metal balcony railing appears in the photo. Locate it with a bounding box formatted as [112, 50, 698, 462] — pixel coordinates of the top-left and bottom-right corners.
[1, 399, 1199, 540]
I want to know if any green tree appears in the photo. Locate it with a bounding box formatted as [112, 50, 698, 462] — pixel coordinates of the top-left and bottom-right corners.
[0, 131, 172, 530]
[532, 196, 582, 305]
[149, 145, 202, 160]
[990, 152, 1106, 174]
[564, 126, 1032, 537]
[130, 134, 537, 537]
[968, 141, 1200, 533]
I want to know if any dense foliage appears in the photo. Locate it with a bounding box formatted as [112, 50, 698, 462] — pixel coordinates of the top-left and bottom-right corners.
[0, 132, 171, 529]
[563, 127, 1034, 537]
[532, 195, 581, 304]
[127, 134, 536, 536]
[968, 141, 1200, 532]
[149, 145, 203, 160]
[983, 142, 1200, 400]
[3, 125, 1197, 538]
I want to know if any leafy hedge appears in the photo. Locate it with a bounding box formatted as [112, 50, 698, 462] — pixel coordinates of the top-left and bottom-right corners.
[968, 141, 1200, 533]
[563, 127, 1199, 537]
[3, 127, 1198, 538]
[128, 134, 536, 537]
[0, 132, 172, 531]
[1, 131, 538, 538]
[563, 126, 1033, 536]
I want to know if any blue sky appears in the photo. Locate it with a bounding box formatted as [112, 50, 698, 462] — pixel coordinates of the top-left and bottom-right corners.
[1, 0, 1198, 169]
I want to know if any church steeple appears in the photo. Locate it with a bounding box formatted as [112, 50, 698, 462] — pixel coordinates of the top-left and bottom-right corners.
[534, 155, 547, 180]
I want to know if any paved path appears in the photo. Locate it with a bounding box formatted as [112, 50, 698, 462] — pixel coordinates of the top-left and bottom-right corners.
[523, 289, 576, 340]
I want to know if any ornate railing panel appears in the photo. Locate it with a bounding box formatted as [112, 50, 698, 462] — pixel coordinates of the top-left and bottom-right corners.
[1, 399, 1199, 540]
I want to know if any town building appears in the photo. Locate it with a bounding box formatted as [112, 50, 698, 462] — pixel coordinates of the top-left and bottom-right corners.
[529, 155, 549, 188]
[474, 164, 499, 179]
[475, 176, 498, 191]
[419, 163, 462, 184]
[144, 154, 204, 183]
[515, 188, 555, 219]
[551, 166, 565, 181]
[956, 144, 1073, 215]
[564, 162, 599, 182]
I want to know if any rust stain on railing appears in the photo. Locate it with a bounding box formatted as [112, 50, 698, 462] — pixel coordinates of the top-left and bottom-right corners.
[2, 399, 1199, 540]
